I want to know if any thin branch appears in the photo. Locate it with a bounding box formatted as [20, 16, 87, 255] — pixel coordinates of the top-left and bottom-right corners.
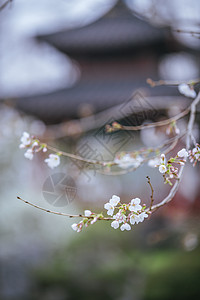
[146, 91, 200, 213]
[146, 176, 154, 211]
[109, 106, 190, 132]
[147, 78, 200, 88]
[46, 144, 116, 167]
[97, 132, 184, 176]
[172, 29, 200, 35]
[42, 96, 189, 140]
[17, 196, 112, 220]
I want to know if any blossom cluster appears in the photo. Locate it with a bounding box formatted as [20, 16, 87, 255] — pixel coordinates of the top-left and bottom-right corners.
[19, 132, 60, 169]
[148, 148, 189, 185]
[104, 195, 148, 231]
[71, 195, 148, 232]
[188, 144, 200, 166]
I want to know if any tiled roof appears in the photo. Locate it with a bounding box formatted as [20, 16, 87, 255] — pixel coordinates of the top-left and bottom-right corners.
[37, 1, 168, 57]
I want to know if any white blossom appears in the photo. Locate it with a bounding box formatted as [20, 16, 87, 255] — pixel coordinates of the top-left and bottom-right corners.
[129, 198, 142, 212]
[44, 154, 60, 169]
[177, 148, 188, 158]
[84, 210, 92, 217]
[71, 223, 78, 231]
[104, 203, 114, 216]
[130, 214, 140, 225]
[159, 164, 167, 173]
[111, 220, 120, 229]
[114, 154, 143, 169]
[120, 223, 131, 231]
[109, 195, 120, 206]
[104, 195, 120, 216]
[148, 157, 160, 168]
[137, 212, 148, 223]
[43, 147, 47, 152]
[32, 141, 38, 147]
[24, 149, 33, 160]
[178, 83, 196, 98]
[20, 131, 31, 147]
[113, 211, 126, 224]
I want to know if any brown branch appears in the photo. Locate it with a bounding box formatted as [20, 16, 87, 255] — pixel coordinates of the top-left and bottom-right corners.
[173, 29, 200, 35]
[110, 106, 190, 132]
[146, 91, 200, 213]
[17, 196, 112, 220]
[146, 176, 154, 211]
[147, 78, 200, 88]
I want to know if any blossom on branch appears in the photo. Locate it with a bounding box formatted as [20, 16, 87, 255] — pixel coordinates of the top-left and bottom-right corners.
[120, 223, 131, 231]
[189, 144, 200, 166]
[177, 148, 189, 158]
[19, 132, 31, 148]
[84, 210, 92, 217]
[24, 149, 34, 160]
[104, 195, 120, 216]
[178, 83, 196, 98]
[129, 198, 142, 212]
[44, 154, 60, 169]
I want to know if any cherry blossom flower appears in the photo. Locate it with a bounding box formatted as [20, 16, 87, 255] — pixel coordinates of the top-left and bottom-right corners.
[113, 210, 126, 224]
[159, 164, 167, 173]
[44, 154, 60, 169]
[129, 198, 142, 212]
[148, 157, 160, 168]
[177, 148, 189, 158]
[84, 210, 92, 217]
[110, 195, 120, 206]
[111, 220, 120, 229]
[120, 223, 131, 231]
[130, 214, 140, 225]
[189, 144, 200, 166]
[19, 131, 31, 148]
[137, 212, 148, 223]
[24, 149, 34, 160]
[71, 223, 78, 231]
[114, 154, 143, 169]
[157, 154, 167, 174]
[104, 195, 120, 216]
[178, 83, 196, 98]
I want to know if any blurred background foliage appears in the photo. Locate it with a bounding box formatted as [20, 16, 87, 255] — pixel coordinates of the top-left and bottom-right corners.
[32, 218, 200, 300]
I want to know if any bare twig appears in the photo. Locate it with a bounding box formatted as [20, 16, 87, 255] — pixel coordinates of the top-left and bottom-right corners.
[46, 144, 116, 167]
[146, 176, 154, 211]
[147, 78, 200, 88]
[110, 106, 190, 132]
[172, 29, 200, 35]
[17, 196, 112, 220]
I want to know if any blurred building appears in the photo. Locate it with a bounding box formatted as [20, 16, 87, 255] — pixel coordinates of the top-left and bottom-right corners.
[15, 0, 181, 124]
